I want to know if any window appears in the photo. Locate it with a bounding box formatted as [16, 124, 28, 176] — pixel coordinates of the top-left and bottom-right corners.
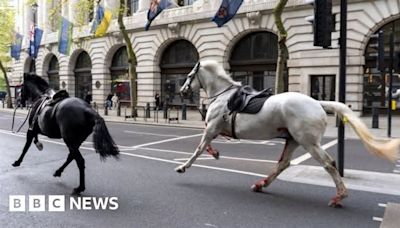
[110, 47, 131, 102]
[310, 75, 336, 101]
[48, 56, 60, 90]
[178, 0, 197, 6]
[160, 40, 199, 106]
[230, 32, 286, 92]
[127, 0, 139, 16]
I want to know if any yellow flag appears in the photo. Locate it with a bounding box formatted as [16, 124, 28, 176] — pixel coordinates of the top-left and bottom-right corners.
[95, 9, 112, 37]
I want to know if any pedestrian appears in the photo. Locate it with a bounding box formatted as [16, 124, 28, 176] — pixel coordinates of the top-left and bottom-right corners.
[154, 92, 160, 110]
[112, 93, 119, 109]
[84, 91, 92, 105]
[106, 93, 113, 110]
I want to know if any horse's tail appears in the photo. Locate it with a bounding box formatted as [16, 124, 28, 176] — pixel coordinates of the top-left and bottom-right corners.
[319, 101, 400, 162]
[92, 116, 119, 160]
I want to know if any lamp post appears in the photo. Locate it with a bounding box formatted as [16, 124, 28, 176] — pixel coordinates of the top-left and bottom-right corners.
[31, 2, 38, 74]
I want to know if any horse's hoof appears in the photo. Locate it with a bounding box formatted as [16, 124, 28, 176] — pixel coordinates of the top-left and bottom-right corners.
[12, 161, 21, 167]
[72, 187, 85, 195]
[35, 142, 43, 151]
[328, 200, 343, 208]
[251, 184, 263, 192]
[213, 151, 220, 160]
[53, 170, 62, 177]
[175, 166, 186, 173]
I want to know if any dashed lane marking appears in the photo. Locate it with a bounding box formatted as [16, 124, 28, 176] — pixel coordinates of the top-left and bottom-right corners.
[372, 217, 383, 222]
[379, 203, 387, 208]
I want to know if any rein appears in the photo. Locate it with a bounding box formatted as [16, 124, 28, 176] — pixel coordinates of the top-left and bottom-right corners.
[11, 104, 33, 133]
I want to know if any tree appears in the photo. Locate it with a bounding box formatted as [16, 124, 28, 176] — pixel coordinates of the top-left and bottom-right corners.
[0, 0, 15, 108]
[273, 0, 289, 94]
[117, 0, 137, 117]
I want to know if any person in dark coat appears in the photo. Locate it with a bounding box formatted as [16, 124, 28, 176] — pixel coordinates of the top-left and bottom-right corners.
[84, 91, 92, 105]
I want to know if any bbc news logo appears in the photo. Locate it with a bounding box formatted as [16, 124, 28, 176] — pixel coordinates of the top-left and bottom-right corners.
[9, 195, 119, 212]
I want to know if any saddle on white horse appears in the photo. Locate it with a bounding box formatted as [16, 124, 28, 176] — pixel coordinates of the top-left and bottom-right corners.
[227, 86, 273, 114]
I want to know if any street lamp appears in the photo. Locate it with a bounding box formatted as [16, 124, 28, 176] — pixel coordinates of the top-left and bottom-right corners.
[30, 2, 38, 74]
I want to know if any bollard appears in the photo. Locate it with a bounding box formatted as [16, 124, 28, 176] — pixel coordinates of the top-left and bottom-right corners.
[201, 104, 207, 121]
[104, 105, 108, 116]
[117, 103, 121, 117]
[372, 107, 379, 129]
[182, 103, 187, 120]
[146, 103, 151, 118]
[2, 99, 4, 108]
[163, 103, 168, 119]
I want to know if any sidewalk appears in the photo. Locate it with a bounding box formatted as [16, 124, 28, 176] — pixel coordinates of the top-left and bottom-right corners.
[2, 106, 400, 139]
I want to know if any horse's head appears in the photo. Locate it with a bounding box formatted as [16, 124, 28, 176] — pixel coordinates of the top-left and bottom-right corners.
[22, 73, 50, 101]
[180, 62, 201, 96]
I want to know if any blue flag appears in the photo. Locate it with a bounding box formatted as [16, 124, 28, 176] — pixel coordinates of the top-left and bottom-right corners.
[145, 0, 171, 31]
[28, 24, 43, 59]
[11, 32, 23, 60]
[212, 0, 243, 27]
[58, 17, 73, 55]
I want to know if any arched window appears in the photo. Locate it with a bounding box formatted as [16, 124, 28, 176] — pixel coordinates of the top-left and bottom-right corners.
[160, 40, 199, 106]
[74, 51, 92, 99]
[110, 47, 130, 103]
[363, 20, 400, 113]
[47, 56, 59, 90]
[229, 32, 287, 91]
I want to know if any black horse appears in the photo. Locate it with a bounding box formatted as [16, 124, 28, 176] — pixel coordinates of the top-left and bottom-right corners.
[12, 73, 119, 194]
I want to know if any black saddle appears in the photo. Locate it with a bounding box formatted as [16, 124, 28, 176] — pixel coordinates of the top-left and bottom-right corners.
[48, 90, 69, 106]
[227, 86, 273, 114]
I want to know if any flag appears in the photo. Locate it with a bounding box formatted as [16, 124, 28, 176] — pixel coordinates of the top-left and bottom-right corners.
[90, 6, 112, 37]
[11, 32, 23, 60]
[212, 0, 243, 27]
[58, 17, 73, 55]
[145, 0, 172, 31]
[28, 24, 43, 59]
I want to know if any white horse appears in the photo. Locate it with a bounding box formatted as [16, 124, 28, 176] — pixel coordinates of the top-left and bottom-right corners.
[175, 60, 400, 207]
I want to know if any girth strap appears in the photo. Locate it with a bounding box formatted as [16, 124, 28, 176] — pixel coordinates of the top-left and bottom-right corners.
[231, 111, 238, 139]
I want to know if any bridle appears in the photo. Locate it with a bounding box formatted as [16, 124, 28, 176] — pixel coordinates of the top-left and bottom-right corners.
[185, 62, 201, 92]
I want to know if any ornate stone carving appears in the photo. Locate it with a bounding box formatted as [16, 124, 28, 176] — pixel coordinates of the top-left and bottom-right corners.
[246, 11, 261, 26]
[168, 23, 180, 34]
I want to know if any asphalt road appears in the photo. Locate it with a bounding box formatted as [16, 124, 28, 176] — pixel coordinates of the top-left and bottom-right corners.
[0, 110, 399, 228]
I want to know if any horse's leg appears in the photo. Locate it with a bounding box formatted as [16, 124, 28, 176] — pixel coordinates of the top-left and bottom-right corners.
[53, 153, 74, 177]
[206, 145, 219, 159]
[252, 139, 298, 192]
[72, 149, 85, 194]
[175, 130, 214, 173]
[12, 130, 36, 167]
[307, 145, 348, 207]
[33, 135, 43, 151]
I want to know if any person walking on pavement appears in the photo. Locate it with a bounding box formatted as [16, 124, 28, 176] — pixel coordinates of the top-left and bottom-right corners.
[112, 93, 119, 109]
[154, 92, 160, 110]
[106, 93, 113, 110]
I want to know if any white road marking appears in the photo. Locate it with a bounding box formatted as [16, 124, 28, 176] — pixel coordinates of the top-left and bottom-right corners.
[174, 157, 215, 161]
[204, 224, 218, 228]
[378, 203, 387, 208]
[130, 134, 203, 149]
[124, 130, 182, 138]
[291, 139, 338, 165]
[393, 170, 400, 173]
[129, 147, 277, 163]
[120, 152, 267, 178]
[372, 217, 383, 222]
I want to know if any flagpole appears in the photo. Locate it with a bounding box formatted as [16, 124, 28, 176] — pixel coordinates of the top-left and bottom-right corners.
[31, 2, 38, 74]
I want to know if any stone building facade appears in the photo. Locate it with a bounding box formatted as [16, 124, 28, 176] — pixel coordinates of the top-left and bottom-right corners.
[10, 0, 400, 114]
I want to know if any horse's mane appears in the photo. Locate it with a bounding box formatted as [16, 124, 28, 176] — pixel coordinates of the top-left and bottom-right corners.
[201, 60, 242, 86]
[24, 73, 50, 93]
